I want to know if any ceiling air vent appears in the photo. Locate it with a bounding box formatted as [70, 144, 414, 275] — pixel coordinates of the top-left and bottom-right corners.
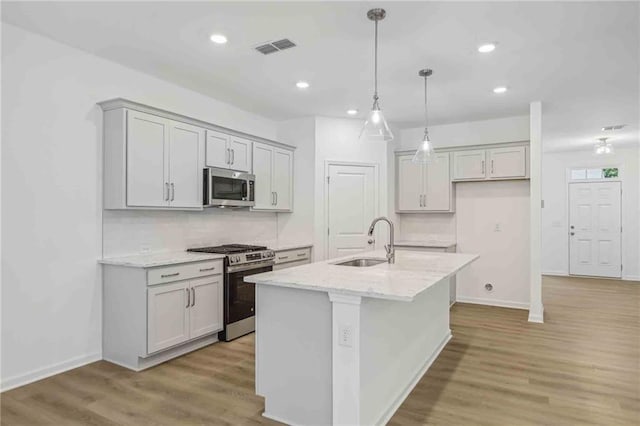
[601, 124, 626, 131]
[255, 39, 297, 55]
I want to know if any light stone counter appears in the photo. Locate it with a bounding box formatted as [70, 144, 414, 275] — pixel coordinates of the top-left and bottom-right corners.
[247, 249, 477, 302]
[394, 239, 457, 250]
[98, 251, 225, 268]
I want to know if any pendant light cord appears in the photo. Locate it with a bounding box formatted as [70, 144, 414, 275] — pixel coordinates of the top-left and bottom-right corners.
[423, 74, 428, 135]
[373, 19, 379, 103]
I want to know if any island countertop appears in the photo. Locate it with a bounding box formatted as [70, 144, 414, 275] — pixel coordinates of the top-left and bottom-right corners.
[246, 249, 478, 302]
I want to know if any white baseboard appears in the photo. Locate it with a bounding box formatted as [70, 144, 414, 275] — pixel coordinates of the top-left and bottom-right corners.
[623, 275, 640, 282]
[542, 270, 569, 277]
[375, 331, 452, 426]
[455, 296, 529, 310]
[1, 351, 101, 392]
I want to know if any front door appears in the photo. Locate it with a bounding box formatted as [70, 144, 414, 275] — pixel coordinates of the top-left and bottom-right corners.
[327, 163, 378, 259]
[569, 181, 621, 278]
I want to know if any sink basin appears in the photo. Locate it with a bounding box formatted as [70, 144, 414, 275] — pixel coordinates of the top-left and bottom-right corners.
[333, 258, 387, 267]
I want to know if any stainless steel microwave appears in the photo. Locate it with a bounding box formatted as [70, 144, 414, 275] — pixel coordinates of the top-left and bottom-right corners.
[203, 168, 255, 208]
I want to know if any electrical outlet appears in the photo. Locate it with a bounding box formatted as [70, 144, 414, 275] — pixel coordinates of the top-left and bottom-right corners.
[140, 245, 151, 254]
[494, 223, 502, 232]
[338, 324, 353, 347]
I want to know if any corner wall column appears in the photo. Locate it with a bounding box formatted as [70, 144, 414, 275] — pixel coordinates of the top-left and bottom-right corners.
[529, 101, 544, 323]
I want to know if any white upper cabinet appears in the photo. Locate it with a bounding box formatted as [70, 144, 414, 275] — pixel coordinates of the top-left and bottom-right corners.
[205, 130, 251, 173]
[396, 153, 453, 213]
[104, 108, 204, 210]
[126, 110, 169, 207]
[487, 146, 526, 178]
[252, 142, 293, 212]
[452, 149, 486, 180]
[452, 145, 528, 181]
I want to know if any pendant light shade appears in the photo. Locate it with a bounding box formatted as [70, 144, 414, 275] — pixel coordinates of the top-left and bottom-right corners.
[412, 69, 435, 163]
[594, 137, 614, 155]
[360, 8, 394, 142]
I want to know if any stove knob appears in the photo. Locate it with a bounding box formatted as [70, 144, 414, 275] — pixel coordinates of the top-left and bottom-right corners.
[235, 255, 241, 263]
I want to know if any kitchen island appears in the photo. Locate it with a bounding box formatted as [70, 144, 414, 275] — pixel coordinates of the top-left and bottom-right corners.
[246, 249, 478, 426]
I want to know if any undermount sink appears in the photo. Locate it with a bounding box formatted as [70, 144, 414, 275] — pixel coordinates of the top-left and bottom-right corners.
[333, 258, 387, 267]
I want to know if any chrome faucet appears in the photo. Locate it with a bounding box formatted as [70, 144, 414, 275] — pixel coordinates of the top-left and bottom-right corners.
[368, 217, 395, 264]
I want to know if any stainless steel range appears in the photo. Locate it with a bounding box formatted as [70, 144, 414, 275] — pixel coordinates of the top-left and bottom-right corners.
[187, 244, 274, 341]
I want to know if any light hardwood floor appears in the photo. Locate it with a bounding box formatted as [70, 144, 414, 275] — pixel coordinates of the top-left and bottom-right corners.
[2, 276, 638, 425]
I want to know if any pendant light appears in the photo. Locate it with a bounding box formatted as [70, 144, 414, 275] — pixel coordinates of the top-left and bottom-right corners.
[594, 137, 614, 155]
[360, 8, 394, 142]
[412, 69, 435, 163]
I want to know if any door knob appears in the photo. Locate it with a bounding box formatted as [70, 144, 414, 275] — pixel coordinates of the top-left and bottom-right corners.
[368, 239, 375, 244]
[570, 232, 575, 236]
[570, 225, 575, 229]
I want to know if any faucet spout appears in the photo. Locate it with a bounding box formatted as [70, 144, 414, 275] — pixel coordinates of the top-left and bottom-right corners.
[368, 216, 395, 264]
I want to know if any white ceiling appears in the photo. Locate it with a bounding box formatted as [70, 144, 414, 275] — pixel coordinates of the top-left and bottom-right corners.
[3, 1, 639, 150]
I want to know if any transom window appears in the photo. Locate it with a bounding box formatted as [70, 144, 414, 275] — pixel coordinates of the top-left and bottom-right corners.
[570, 167, 619, 181]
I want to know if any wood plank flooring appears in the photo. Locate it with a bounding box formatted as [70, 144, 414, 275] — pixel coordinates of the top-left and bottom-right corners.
[2, 276, 638, 425]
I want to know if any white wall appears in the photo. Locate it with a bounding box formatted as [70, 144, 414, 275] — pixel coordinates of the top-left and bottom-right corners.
[456, 181, 531, 308]
[314, 117, 390, 260]
[276, 117, 316, 251]
[541, 146, 640, 280]
[0, 23, 279, 390]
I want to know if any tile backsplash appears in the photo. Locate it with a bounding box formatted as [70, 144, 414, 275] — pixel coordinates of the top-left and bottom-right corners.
[103, 209, 278, 257]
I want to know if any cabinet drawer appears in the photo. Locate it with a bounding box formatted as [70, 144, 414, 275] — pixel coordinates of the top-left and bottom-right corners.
[274, 248, 310, 264]
[148, 260, 223, 285]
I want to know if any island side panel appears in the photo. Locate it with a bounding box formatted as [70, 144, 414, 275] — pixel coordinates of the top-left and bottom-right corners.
[359, 278, 452, 426]
[255, 284, 333, 425]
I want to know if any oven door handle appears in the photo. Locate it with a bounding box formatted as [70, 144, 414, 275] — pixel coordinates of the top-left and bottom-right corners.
[227, 260, 275, 273]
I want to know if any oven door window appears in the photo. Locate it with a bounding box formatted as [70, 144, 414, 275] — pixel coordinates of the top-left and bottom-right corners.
[226, 265, 272, 324]
[211, 176, 246, 201]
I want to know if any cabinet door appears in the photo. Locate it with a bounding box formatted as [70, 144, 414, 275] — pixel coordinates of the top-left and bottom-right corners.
[452, 150, 486, 180]
[126, 110, 169, 207]
[397, 155, 424, 211]
[252, 143, 274, 210]
[424, 153, 451, 211]
[229, 137, 252, 173]
[487, 146, 526, 178]
[205, 130, 230, 169]
[147, 282, 190, 353]
[272, 148, 293, 211]
[189, 276, 223, 339]
[169, 121, 204, 208]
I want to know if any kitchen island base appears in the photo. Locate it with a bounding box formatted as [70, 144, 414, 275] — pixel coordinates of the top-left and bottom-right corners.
[256, 277, 451, 426]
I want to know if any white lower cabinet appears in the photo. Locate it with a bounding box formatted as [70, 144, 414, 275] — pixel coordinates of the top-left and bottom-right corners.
[252, 142, 293, 211]
[103, 259, 224, 371]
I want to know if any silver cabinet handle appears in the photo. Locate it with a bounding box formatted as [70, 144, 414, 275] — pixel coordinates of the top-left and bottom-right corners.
[231, 149, 235, 165]
[482, 160, 485, 174]
[170, 183, 175, 201]
[272, 192, 276, 205]
[275, 192, 278, 206]
[199, 267, 216, 272]
[279, 256, 289, 260]
[165, 182, 170, 201]
[186, 288, 190, 308]
[491, 160, 494, 174]
[191, 288, 195, 307]
[161, 272, 180, 278]
[297, 253, 306, 257]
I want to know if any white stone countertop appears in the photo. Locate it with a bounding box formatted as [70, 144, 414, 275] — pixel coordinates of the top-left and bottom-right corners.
[99, 251, 225, 268]
[394, 240, 456, 249]
[246, 249, 478, 302]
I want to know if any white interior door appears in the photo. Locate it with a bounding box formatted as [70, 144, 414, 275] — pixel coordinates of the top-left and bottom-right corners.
[126, 110, 169, 207]
[327, 163, 377, 259]
[168, 121, 203, 208]
[569, 182, 621, 278]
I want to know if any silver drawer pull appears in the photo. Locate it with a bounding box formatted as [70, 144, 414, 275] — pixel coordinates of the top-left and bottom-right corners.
[199, 267, 216, 272]
[279, 256, 289, 260]
[297, 253, 306, 257]
[161, 272, 180, 278]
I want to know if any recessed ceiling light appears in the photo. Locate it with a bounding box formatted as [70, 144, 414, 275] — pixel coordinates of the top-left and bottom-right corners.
[493, 86, 507, 94]
[347, 109, 358, 115]
[296, 81, 309, 89]
[478, 43, 496, 53]
[209, 34, 228, 44]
